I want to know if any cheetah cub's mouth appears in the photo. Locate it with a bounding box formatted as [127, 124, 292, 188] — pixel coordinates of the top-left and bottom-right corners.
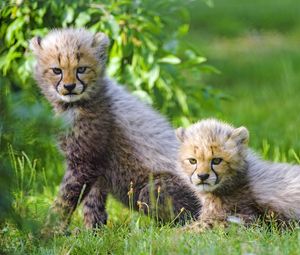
[190, 166, 219, 193]
[51, 66, 88, 103]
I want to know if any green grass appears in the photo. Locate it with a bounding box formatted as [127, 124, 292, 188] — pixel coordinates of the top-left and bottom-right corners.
[3, 148, 300, 254]
[3, 219, 300, 254]
[2, 151, 300, 255]
[3, 0, 300, 254]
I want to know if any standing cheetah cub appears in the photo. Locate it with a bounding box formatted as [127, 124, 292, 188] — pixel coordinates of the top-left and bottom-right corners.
[30, 28, 200, 233]
[177, 119, 300, 231]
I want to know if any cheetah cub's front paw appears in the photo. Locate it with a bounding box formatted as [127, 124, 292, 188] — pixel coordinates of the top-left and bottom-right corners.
[181, 218, 228, 233]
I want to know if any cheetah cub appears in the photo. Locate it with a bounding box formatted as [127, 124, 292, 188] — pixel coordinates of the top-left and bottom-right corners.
[177, 119, 300, 231]
[30, 28, 200, 234]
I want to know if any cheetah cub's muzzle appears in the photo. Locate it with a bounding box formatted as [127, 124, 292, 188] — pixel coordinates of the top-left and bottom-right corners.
[51, 66, 88, 102]
[187, 157, 220, 192]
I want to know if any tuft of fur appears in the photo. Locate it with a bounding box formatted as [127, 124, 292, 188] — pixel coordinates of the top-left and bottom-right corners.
[30, 28, 200, 232]
[247, 152, 300, 219]
[177, 118, 300, 230]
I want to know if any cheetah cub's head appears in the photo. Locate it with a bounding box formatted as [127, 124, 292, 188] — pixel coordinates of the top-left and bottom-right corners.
[30, 28, 109, 104]
[176, 119, 249, 193]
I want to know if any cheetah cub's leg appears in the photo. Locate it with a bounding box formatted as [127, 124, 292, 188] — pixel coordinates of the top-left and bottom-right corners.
[83, 177, 108, 229]
[184, 194, 227, 232]
[138, 173, 201, 223]
[43, 167, 97, 235]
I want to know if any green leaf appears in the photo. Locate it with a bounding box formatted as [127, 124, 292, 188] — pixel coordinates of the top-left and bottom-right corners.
[107, 16, 120, 39]
[107, 56, 122, 77]
[75, 12, 91, 27]
[132, 90, 153, 105]
[148, 65, 160, 89]
[62, 7, 74, 27]
[5, 17, 25, 46]
[178, 24, 189, 36]
[175, 87, 189, 114]
[200, 65, 221, 74]
[158, 55, 181, 64]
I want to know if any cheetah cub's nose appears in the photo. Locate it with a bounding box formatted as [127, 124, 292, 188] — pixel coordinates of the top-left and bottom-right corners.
[64, 83, 76, 92]
[197, 173, 210, 181]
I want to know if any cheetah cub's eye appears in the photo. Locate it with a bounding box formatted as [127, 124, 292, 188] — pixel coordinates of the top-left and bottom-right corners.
[211, 158, 223, 165]
[77, 67, 87, 74]
[188, 158, 197, 165]
[52, 68, 62, 75]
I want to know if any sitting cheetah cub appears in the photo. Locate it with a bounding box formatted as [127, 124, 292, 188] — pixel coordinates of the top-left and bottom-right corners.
[177, 119, 300, 231]
[30, 28, 200, 234]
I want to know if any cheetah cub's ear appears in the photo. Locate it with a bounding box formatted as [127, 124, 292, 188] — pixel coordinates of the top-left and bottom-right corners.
[92, 32, 110, 61]
[176, 127, 186, 143]
[230, 126, 249, 146]
[92, 32, 110, 48]
[29, 36, 43, 55]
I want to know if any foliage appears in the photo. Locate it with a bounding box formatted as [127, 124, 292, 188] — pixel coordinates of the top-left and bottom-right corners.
[0, 0, 216, 125]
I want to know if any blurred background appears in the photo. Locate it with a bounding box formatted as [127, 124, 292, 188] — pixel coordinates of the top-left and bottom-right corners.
[1, 0, 300, 248]
[187, 0, 300, 151]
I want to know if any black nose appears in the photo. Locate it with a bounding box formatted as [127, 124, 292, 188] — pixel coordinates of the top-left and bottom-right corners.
[64, 83, 76, 92]
[197, 173, 210, 181]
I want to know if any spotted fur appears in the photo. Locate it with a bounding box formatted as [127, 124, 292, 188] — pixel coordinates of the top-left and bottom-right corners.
[177, 119, 261, 230]
[177, 119, 300, 230]
[30, 28, 200, 233]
